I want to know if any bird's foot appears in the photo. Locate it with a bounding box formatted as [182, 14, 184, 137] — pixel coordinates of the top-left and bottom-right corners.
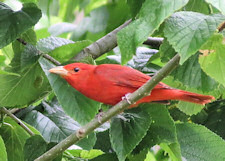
[122, 93, 132, 104]
[96, 109, 104, 124]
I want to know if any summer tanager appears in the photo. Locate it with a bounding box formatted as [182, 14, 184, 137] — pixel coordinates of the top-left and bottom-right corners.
[49, 63, 214, 107]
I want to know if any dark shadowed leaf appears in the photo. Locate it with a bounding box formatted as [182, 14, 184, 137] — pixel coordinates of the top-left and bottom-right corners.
[22, 101, 96, 150]
[90, 153, 118, 161]
[24, 135, 48, 161]
[135, 104, 178, 155]
[110, 108, 151, 161]
[0, 117, 30, 161]
[203, 100, 225, 140]
[0, 3, 41, 48]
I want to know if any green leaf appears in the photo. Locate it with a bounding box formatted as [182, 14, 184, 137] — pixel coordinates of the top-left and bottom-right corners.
[0, 31, 49, 107]
[184, 0, 211, 14]
[0, 62, 50, 107]
[67, 149, 104, 160]
[94, 130, 113, 153]
[160, 143, 182, 161]
[178, 101, 204, 116]
[171, 53, 218, 92]
[135, 104, 177, 153]
[39, 57, 100, 125]
[59, 0, 78, 22]
[176, 123, 225, 161]
[127, 0, 145, 18]
[132, 47, 159, 71]
[85, 6, 109, 33]
[0, 117, 30, 161]
[203, 100, 225, 140]
[0, 70, 20, 76]
[110, 108, 151, 161]
[72, 5, 109, 39]
[0, 136, 7, 161]
[106, 0, 130, 32]
[37, 36, 74, 53]
[91, 153, 118, 161]
[20, 0, 38, 3]
[199, 34, 225, 87]
[117, 0, 188, 64]
[164, 12, 225, 64]
[21, 44, 40, 69]
[0, 2, 41, 48]
[205, 0, 225, 14]
[1, 44, 14, 61]
[159, 38, 176, 63]
[24, 135, 48, 161]
[37, 36, 92, 62]
[22, 102, 96, 149]
[49, 40, 92, 62]
[127, 149, 148, 161]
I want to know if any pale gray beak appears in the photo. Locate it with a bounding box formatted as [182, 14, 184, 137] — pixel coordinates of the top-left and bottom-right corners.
[49, 66, 68, 76]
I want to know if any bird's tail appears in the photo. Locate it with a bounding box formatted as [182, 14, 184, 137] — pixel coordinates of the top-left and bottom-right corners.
[177, 90, 215, 105]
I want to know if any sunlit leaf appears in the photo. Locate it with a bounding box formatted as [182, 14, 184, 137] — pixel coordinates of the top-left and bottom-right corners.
[164, 12, 225, 64]
[118, 0, 188, 64]
[177, 123, 225, 161]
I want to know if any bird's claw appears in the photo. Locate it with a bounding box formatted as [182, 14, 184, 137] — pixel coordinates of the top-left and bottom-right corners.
[122, 93, 132, 104]
[96, 109, 104, 124]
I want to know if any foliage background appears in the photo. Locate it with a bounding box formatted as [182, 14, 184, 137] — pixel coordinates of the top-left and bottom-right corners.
[0, 0, 225, 161]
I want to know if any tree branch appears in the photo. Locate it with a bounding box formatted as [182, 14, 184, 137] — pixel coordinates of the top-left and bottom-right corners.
[218, 21, 225, 32]
[35, 54, 180, 161]
[143, 37, 164, 48]
[71, 19, 132, 61]
[0, 107, 34, 136]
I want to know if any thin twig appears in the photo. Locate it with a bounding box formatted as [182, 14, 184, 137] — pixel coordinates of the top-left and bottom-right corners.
[35, 54, 180, 161]
[1, 107, 34, 136]
[16, 38, 61, 66]
[42, 54, 61, 66]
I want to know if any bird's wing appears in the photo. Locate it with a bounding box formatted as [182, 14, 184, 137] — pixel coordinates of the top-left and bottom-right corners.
[94, 64, 171, 90]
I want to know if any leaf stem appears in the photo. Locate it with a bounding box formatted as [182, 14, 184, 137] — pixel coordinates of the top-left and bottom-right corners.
[0, 107, 34, 136]
[16, 38, 61, 66]
[35, 54, 180, 161]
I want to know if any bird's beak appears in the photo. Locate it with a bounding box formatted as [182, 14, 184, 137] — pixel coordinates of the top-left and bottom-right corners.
[49, 66, 68, 76]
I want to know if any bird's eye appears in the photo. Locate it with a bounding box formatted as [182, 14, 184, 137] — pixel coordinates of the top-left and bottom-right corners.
[74, 67, 80, 72]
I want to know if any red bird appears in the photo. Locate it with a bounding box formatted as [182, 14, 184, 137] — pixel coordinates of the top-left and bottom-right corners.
[49, 63, 214, 107]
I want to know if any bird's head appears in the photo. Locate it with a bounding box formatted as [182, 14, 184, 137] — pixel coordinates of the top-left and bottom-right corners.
[49, 63, 95, 83]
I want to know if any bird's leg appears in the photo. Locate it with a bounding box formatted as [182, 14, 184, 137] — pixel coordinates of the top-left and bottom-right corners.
[96, 109, 104, 123]
[122, 93, 132, 104]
